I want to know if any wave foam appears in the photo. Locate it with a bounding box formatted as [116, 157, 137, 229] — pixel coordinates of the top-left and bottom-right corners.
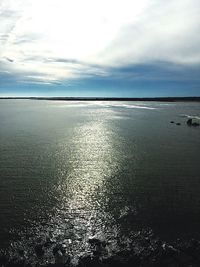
[180, 114, 200, 120]
[96, 102, 156, 110]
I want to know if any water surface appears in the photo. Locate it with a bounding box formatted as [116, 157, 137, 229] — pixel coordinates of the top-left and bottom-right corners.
[0, 100, 200, 258]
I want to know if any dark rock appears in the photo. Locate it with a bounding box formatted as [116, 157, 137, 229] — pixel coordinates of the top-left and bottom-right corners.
[88, 238, 105, 246]
[187, 118, 200, 127]
[34, 244, 44, 257]
[187, 118, 192, 126]
[170, 121, 174, 123]
[88, 237, 107, 257]
[176, 123, 181, 125]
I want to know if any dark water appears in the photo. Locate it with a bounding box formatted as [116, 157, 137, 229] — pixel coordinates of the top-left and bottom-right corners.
[0, 100, 200, 259]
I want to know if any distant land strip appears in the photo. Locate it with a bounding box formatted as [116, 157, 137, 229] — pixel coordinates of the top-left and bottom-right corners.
[0, 97, 200, 102]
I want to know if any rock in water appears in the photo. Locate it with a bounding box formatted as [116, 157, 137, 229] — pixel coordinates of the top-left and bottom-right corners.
[187, 118, 192, 126]
[187, 118, 200, 127]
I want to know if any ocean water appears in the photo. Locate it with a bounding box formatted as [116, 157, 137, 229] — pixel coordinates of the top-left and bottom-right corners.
[0, 100, 200, 259]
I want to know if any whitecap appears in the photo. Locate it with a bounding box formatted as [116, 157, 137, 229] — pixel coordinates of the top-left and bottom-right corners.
[180, 114, 200, 120]
[95, 102, 156, 110]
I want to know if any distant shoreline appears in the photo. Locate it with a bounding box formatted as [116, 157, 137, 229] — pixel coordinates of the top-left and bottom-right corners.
[0, 96, 200, 102]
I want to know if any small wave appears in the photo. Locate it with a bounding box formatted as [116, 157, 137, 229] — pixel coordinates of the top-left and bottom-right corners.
[3, 229, 200, 267]
[96, 103, 156, 110]
[180, 114, 200, 120]
[114, 104, 156, 110]
[54, 101, 157, 110]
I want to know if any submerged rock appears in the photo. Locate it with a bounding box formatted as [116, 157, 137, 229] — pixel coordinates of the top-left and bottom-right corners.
[192, 122, 200, 127]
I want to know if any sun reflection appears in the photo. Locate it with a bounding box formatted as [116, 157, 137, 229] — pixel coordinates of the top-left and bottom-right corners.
[46, 109, 122, 256]
[63, 117, 117, 217]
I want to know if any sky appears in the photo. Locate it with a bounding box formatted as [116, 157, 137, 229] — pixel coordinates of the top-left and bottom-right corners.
[0, 0, 200, 97]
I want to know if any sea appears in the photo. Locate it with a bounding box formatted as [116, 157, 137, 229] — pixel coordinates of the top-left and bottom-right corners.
[0, 100, 200, 263]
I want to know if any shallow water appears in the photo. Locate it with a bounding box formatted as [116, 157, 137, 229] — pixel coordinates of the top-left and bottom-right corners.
[0, 100, 200, 258]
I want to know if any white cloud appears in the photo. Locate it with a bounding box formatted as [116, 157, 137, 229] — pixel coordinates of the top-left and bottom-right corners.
[0, 0, 199, 84]
[98, 0, 200, 66]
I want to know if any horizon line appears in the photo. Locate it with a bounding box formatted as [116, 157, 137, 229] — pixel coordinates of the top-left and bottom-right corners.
[1, 96, 200, 102]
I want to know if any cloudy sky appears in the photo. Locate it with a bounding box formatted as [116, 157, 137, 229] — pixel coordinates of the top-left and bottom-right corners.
[0, 0, 200, 97]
